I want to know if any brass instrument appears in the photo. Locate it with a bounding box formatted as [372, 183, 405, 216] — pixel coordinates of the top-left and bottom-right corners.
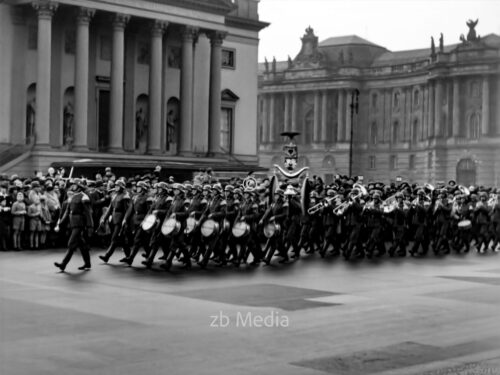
[488, 194, 498, 208]
[332, 200, 351, 216]
[307, 195, 340, 215]
[381, 194, 398, 213]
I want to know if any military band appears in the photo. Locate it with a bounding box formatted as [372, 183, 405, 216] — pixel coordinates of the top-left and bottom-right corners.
[47, 172, 500, 271]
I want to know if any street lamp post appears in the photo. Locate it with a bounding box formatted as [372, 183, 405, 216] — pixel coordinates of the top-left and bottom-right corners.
[349, 89, 360, 177]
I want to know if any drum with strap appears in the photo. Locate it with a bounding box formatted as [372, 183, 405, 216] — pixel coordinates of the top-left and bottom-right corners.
[185, 217, 198, 234]
[201, 219, 219, 237]
[161, 217, 181, 236]
[232, 221, 250, 238]
[458, 219, 472, 230]
[263, 222, 281, 238]
[141, 213, 157, 232]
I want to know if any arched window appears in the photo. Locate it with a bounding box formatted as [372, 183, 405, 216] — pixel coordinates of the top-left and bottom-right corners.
[456, 158, 476, 186]
[392, 120, 399, 143]
[469, 113, 480, 139]
[370, 121, 377, 145]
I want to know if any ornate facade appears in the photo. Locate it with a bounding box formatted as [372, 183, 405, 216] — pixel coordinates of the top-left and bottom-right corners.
[258, 23, 500, 186]
[0, 0, 268, 176]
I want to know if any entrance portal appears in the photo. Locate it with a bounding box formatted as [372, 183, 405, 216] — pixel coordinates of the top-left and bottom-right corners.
[456, 158, 476, 186]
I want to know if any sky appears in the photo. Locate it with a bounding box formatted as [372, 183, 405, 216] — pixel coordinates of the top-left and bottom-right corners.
[257, 0, 500, 62]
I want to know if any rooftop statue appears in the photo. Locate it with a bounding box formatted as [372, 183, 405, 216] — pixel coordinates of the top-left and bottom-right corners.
[292, 26, 325, 68]
[466, 19, 479, 41]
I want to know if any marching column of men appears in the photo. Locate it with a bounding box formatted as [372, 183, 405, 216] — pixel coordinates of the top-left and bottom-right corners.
[53, 175, 500, 271]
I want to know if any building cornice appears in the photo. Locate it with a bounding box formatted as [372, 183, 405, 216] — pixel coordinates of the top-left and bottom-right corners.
[225, 15, 269, 32]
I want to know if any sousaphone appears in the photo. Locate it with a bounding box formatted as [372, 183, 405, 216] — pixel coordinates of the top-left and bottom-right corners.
[300, 177, 313, 215]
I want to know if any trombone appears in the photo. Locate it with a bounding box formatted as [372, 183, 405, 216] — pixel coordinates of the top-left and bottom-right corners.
[307, 195, 340, 215]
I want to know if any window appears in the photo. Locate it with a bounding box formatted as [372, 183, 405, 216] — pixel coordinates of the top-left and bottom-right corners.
[371, 93, 378, 110]
[222, 48, 235, 68]
[220, 107, 233, 152]
[28, 24, 37, 50]
[413, 90, 420, 106]
[393, 91, 400, 110]
[392, 121, 399, 143]
[370, 122, 377, 145]
[470, 81, 480, 98]
[100, 35, 111, 61]
[409, 154, 415, 170]
[469, 113, 480, 139]
[412, 119, 419, 144]
[390, 155, 397, 170]
[369, 156, 376, 170]
[64, 28, 76, 55]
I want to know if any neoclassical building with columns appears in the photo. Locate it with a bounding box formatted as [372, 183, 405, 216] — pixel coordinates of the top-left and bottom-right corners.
[258, 25, 500, 186]
[0, 0, 268, 177]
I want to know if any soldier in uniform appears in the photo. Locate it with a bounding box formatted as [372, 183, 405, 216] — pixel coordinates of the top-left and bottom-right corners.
[433, 189, 453, 255]
[283, 185, 302, 262]
[364, 191, 386, 259]
[388, 192, 408, 257]
[238, 187, 262, 265]
[186, 184, 207, 262]
[54, 179, 93, 271]
[320, 189, 341, 257]
[261, 188, 287, 265]
[98, 180, 131, 263]
[474, 191, 491, 253]
[121, 181, 151, 266]
[198, 184, 226, 268]
[409, 189, 431, 257]
[343, 189, 364, 260]
[142, 182, 172, 268]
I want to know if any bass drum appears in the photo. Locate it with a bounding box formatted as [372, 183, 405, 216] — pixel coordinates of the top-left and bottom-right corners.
[263, 222, 281, 238]
[458, 219, 472, 230]
[232, 221, 249, 238]
[201, 219, 219, 237]
[161, 217, 181, 236]
[141, 213, 157, 232]
[185, 217, 198, 234]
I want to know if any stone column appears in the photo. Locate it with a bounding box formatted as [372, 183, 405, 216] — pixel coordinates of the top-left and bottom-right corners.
[148, 20, 166, 153]
[481, 76, 490, 135]
[179, 26, 198, 155]
[345, 90, 351, 143]
[74, 7, 95, 150]
[269, 94, 275, 143]
[452, 78, 460, 136]
[428, 82, 435, 137]
[434, 79, 443, 137]
[261, 94, 268, 143]
[33, 1, 58, 146]
[207, 30, 226, 155]
[109, 13, 129, 150]
[337, 90, 344, 141]
[284, 93, 290, 133]
[313, 90, 320, 142]
[291, 92, 298, 132]
[321, 90, 328, 142]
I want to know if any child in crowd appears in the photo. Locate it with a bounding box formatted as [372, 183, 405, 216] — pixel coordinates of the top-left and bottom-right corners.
[11, 192, 27, 250]
[0, 195, 11, 250]
[27, 196, 42, 249]
[39, 195, 52, 248]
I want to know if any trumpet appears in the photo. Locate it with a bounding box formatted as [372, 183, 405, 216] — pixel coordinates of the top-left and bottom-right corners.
[333, 200, 351, 216]
[488, 194, 498, 208]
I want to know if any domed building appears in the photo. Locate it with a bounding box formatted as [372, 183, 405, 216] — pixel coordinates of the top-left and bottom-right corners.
[258, 23, 500, 186]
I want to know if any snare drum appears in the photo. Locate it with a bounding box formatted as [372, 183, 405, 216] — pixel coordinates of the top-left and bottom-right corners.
[161, 217, 181, 236]
[201, 219, 219, 237]
[458, 219, 472, 230]
[232, 221, 249, 238]
[263, 222, 281, 238]
[185, 217, 198, 234]
[141, 213, 157, 232]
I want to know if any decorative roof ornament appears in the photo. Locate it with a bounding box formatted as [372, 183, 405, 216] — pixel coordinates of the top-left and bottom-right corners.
[292, 26, 325, 69]
[460, 19, 481, 45]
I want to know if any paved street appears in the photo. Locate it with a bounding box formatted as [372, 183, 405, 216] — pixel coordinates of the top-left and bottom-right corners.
[1, 248, 500, 375]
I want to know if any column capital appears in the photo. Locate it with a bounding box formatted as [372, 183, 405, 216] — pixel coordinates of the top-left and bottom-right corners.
[32, 1, 58, 19]
[76, 7, 95, 25]
[112, 13, 130, 30]
[207, 30, 227, 46]
[181, 26, 199, 42]
[151, 20, 168, 37]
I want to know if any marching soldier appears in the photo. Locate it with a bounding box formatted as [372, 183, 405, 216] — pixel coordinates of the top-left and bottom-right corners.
[54, 179, 93, 271]
[261, 188, 287, 265]
[98, 180, 131, 263]
[121, 181, 151, 266]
